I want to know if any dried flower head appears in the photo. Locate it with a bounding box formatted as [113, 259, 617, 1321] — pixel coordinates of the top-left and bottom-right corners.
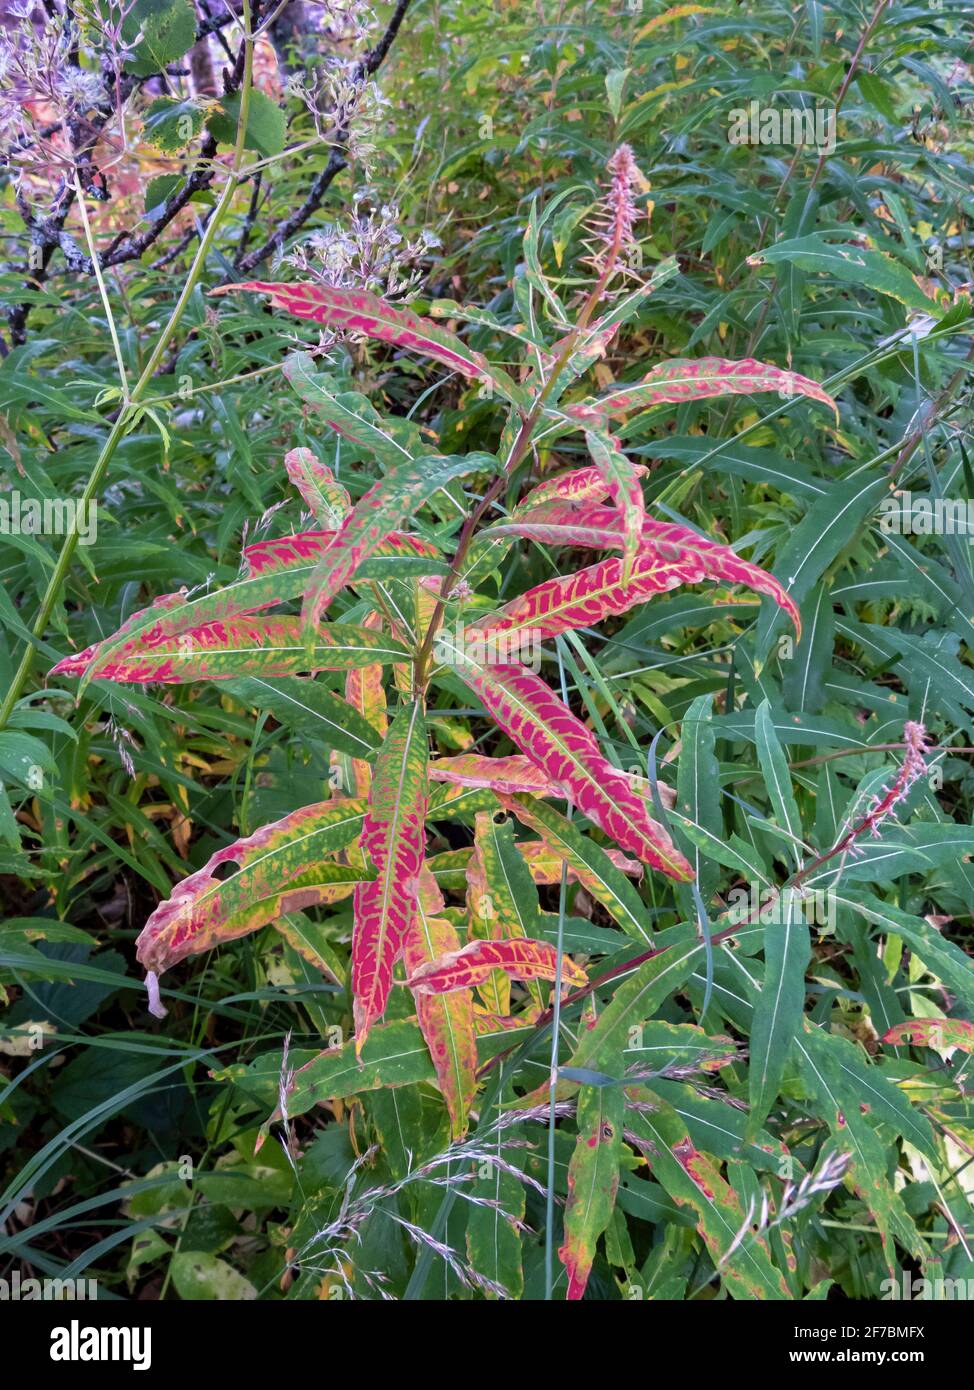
[582, 142, 648, 282]
[829, 721, 931, 862]
[286, 196, 441, 299]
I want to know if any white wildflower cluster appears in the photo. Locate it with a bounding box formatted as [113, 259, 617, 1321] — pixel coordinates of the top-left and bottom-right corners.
[280, 3, 390, 166]
[287, 194, 441, 299]
[0, 0, 132, 182]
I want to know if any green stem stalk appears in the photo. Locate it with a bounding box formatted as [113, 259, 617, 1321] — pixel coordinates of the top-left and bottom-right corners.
[0, 3, 256, 731]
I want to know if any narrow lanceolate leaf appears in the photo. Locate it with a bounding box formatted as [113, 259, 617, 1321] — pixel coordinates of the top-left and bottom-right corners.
[466, 834, 510, 1014]
[473, 810, 546, 1010]
[405, 937, 587, 994]
[754, 699, 804, 869]
[135, 798, 367, 981]
[51, 529, 438, 686]
[338, 611, 388, 798]
[466, 1146, 526, 1299]
[224, 677, 382, 761]
[438, 643, 691, 879]
[284, 447, 350, 527]
[676, 694, 722, 898]
[515, 462, 649, 515]
[578, 356, 837, 418]
[352, 700, 429, 1050]
[464, 536, 800, 645]
[792, 1025, 928, 1270]
[239, 527, 441, 585]
[429, 753, 564, 797]
[542, 926, 703, 1104]
[584, 430, 645, 583]
[403, 907, 477, 1137]
[500, 795, 653, 942]
[558, 1055, 624, 1300]
[881, 1019, 974, 1053]
[217, 282, 527, 404]
[627, 1094, 791, 1300]
[53, 617, 411, 684]
[749, 890, 810, 1132]
[281, 425, 495, 639]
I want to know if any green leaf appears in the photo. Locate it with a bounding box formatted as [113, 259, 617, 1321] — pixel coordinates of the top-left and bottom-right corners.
[748, 234, 939, 312]
[756, 475, 890, 656]
[627, 1093, 791, 1299]
[749, 889, 809, 1132]
[143, 98, 205, 154]
[676, 693, 722, 896]
[170, 1252, 257, 1301]
[559, 1049, 625, 1299]
[124, 0, 197, 77]
[754, 698, 803, 869]
[224, 677, 382, 761]
[209, 89, 286, 158]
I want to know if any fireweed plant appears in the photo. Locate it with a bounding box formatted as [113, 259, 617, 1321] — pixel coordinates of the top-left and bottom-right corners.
[35, 140, 974, 1300]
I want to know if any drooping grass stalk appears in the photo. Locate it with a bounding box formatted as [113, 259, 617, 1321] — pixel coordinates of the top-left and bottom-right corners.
[0, 0, 257, 731]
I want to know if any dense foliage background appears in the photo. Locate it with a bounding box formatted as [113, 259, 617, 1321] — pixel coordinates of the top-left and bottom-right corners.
[1, 0, 973, 1302]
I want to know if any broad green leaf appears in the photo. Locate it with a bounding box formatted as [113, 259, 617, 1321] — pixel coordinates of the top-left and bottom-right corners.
[209, 89, 285, 158]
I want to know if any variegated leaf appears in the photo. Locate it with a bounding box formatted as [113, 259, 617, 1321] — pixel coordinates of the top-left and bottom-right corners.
[515, 462, 648, 515]
[283, 358, 497, 640]
[437, 644, 692, 880]
[403, 906, 477, 1138]
[559, 1055, 625, 1300]
[50, 528, 439, 688]
[284, 447, 350, 527]
[352, 699, 429, 1050]
[52, 617, 411, 684]
[405, 936, 587, 994]
[499, 795, 654, 941]
[429, 753, 564, 797]
[627, 1092, 792, 1300]
[336, 610, 388, 799]
[135, 798, 368, 997]
[463, 543, 800, 646]
[216, 282, 527, 405]
[577, 356, 837, 418]
[881, 1018, 974, 1052]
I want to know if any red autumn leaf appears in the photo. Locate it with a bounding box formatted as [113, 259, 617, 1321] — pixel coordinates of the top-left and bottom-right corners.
[405, 936, 587, 995]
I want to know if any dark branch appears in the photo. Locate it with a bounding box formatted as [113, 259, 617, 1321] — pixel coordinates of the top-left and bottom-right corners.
[234, 0, 414, 273]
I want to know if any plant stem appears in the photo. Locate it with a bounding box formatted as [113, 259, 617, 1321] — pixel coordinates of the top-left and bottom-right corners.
[0, 2, 256, 732]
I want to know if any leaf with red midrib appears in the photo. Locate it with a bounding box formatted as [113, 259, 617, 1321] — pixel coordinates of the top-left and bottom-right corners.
[352, 700, 429, 1051]
[405, 936, 587, 994]
[463, 539, 800, 645]
[571, 356, 838, 419]
[515, 462, 649, 514]
[51, 616, 410, 684]
[49, 528, 437, 689]
[438, 645, 692, 880]
[584, 429, 645, 583]
[213, 281, 527, 405]
[403, 905, 477, 1137]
